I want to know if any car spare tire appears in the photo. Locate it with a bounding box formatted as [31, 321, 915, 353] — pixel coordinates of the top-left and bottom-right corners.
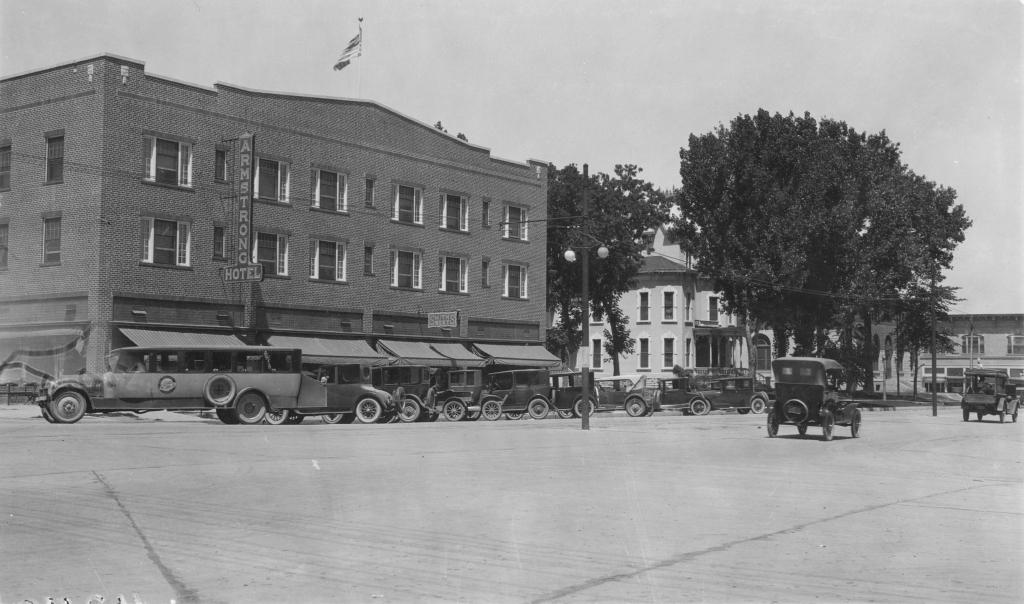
[204, 375, 236, 406]
[782, 399, 809, 424]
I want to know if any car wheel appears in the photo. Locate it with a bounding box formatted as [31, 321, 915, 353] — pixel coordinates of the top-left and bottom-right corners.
[322, 413, 345, 424]
[850, 408, 862, 438]
[962, 408, 970, 422]
[443, 399, 467, 422]
[398, 399, 421, 423]
[235, 392, 267, 425]
[49, 391, 88, 424]
[216, 408, 240, 424]
[481, 398, 502, 421]
[750, 397, 767, 414]
[624, 397, 647, 417]
[573, 397, 596, 418]
[999, 411, 1005, 423]
[797, 423, 808, 436]
[737, 409, 751, 415]
[505, 411, 523, 420]
[203, 375, 236, 406]
[263, 408, 289, 425]
[822, 412, 834, 441]
[527, 397, 549, 420]
[355, 398, 383, 424]
[690, 398, 710, 416]
[767, 411, 779, 437]
[977, 411, 984, 422]
[286, 414, 304, 424]
[556, 408, 574, 419]
[40, 405, 56, 423]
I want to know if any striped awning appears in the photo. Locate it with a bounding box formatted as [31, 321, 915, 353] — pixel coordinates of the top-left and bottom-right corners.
[266, 335, 387, 365]
[376, 339, 453, 366]
[430, 343, 486, 367]
[471, 343, 562, 368]
[120, 328, 245, 348]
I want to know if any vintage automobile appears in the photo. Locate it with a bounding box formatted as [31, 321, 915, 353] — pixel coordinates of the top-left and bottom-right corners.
[650, 376, 695, 414]
[687, 376, 773, 416]
[372, 364, 434, 423]
[295, 362, 395, 425]
[594, 374, 653, 417]
[486, 369, 556, 420]
[767, 357, 861, 441]
[961, 368, 1019, 423]
[427, 368, 503, 422]
[548, 370, 601, 419]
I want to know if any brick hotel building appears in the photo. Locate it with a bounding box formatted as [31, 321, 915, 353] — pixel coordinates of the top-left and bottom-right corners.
[0, 54, 556, 382]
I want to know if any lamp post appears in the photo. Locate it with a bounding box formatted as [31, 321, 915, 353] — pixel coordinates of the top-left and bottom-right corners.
[562, 164, 609, 430]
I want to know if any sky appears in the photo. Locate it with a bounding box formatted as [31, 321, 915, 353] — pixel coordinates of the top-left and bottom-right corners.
[2, 0, 1021, 315]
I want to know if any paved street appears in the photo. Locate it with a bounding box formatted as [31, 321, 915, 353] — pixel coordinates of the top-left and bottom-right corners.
[1, 404, 1021, 604]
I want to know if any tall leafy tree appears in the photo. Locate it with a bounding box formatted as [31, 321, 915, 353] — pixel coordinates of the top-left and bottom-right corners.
[674, 110, 969, 388]
[546, 164, 672, 367]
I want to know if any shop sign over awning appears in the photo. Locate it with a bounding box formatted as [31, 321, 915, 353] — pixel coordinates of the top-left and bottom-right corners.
[471, 343, 562, 368]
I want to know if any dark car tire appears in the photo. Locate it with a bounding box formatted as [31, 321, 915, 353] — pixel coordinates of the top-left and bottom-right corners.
[398, 399, 421, 423]
[505, 411, 524, 420]
[355, 398, 383, 424]
[556, 408, 574, 419]
[822, 412, 834, 441]
[49, 391, 88, 424]
[235, 392, 268, 425]
[443, 399, 467, 422]
[851, 408, 862, 438]
[624, 397, 647, 417]
[481, 398, 502, 421]
[573, 397, 596, 418]
[737, 409, 751, 415]
[263, 408, 289, 425]
[322, 413, 344, 424]
[527, 397, 549, 420]
[204, 375, 237, 406]
[40, 405, 56, 423]
[999, 411, 1005, 423]
[962, 408, 970, 422]
[767, 411, 779, 437]
[690, 398, 710, 416]
[286, 413, 304, 424]
[977, 411, 984, 422]
[216, 408, 240, 424]
[797, 423, 808, 436]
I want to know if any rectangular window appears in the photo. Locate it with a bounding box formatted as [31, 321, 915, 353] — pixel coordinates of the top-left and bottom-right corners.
[390, 250, 422, 289]
[314, 169, 347, 212]
[212, 226, 225, 259]
[440, 193, 469, 231]
[663, 337, 675, 368]
[363, 245, 374, 276]
[504, 205, 528, 240]
[46, 136, 64, 183]
[1009, 335, 1024, 355]
[0, 223, 8, 269]
[639, 338, 650, 369]
[0, 145, 10, 189]
[439, 256, 468, 293]
[393, 184, 423, 224]
[144, 136, 192, 186]
[482, 199, 490, 227]
[663, 291, 675, 321]
[709, 296, 719, 322]
[141, 217, 190, 266]
[42, 217, 61, 264]
[961, 335, 984, 355]
[215, 149, 228, 182]
[481, 259, 490, 287]
[639, 292, 650, 322]
[255, 158, 290, 202]
[255, 232, 288, 275]
[592, 338, 602, 368]
[503, 264, 528, 299]
[365, 177, 375, 207]
[309, 240, 346, 281]
[685, 293, 693, 321]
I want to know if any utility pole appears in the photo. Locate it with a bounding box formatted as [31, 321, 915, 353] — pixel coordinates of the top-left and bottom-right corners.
[580, 164, 591, 431]
[930, 275, 938, 417]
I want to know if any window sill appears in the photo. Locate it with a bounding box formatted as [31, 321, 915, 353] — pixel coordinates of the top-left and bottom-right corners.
[310, 207, 350, 216]
[501, 296, 530, 302]
[502, 237, 530, 244]
[138, 262, 193, 271]
[390, 219, 425, 228]
[141, 179, 196, 193]
[43, 179, 64, 186]
[637, 368, 652, 373]
[40, 261, 62, 267]
[662, 320, 678, 324]
[390, 286, 424, 292]
[0, 187, 9, 193]
[637, 320, 651, 325]
[212, 256, 227, 262]
[439, 227, 471, 235]
[309, 278, 349, 285]
[263, 273, 291, 280]
[439, 290, 470, 296]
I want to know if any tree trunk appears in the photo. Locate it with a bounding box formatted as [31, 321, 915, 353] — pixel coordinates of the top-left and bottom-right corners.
[862, 311, 875, 394]
[772, 326, 789, 358]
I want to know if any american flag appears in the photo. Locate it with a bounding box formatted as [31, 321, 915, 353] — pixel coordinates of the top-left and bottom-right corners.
[334, 21, 363, 71]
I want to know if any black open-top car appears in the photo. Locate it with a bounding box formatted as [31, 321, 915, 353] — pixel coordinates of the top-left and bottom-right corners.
[767, 357, 861, 441]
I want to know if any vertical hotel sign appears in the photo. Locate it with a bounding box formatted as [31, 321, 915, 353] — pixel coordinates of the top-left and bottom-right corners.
[224, 133, 263, 283]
